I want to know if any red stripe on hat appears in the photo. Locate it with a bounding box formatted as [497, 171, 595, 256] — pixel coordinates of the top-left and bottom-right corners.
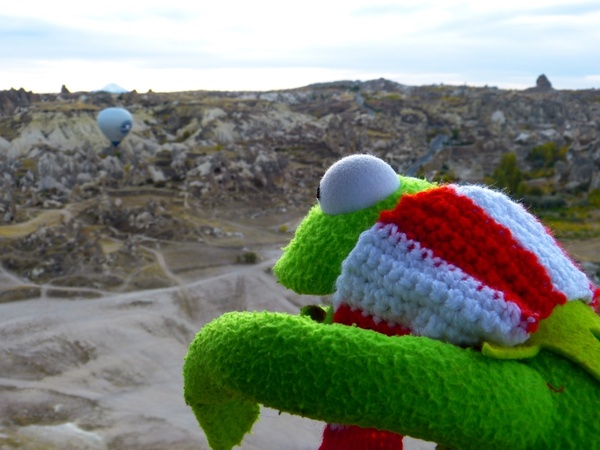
[378, 186, 567, 324]
[334, 304, 411, 337]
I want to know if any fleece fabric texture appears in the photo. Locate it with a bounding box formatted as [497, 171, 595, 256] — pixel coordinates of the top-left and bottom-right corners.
[326, 304, 410, 449]
[183, 311, 600, 450]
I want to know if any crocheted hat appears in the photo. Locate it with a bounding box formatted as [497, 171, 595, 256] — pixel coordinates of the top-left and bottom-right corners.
[334, 183, 595, 346]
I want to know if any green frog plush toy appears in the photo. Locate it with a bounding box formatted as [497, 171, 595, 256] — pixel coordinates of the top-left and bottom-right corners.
[183, 154, 600, 450]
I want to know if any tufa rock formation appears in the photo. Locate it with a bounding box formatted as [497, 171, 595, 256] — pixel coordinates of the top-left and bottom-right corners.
[526, 74, 554, 93]
[536, 74, 553, 90]
[0, 88, 39, 116]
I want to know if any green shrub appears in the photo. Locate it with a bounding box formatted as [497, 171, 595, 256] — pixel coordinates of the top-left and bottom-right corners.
[432, 168, 458, 183]
[236, 251, 258, 264]
[523, 195, 566, 210]
[488, 152, 525, 197]
[588, 189, 600, 207]
[526, 142, 568, 168]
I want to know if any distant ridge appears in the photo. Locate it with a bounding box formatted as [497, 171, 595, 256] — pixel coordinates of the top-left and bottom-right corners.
[307, 77, 408, 92]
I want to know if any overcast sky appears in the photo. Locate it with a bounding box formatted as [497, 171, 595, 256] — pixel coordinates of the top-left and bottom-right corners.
[2, 0, 600, 93]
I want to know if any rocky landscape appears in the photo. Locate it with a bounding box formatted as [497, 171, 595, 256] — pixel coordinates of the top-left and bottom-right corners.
[0, 75, 599, 449]
[1, 75, 599, 291]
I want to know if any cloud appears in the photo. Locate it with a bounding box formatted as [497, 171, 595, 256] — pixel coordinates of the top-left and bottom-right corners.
[1, 0, 600, 92]
[0, 18, 138, 60]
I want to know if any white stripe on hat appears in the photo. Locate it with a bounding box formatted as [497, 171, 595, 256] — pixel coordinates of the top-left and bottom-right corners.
[333, 222, 529, 347]
[456, 185, 593, 302]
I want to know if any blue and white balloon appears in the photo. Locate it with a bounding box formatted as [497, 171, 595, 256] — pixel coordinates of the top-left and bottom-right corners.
[97, 107, 133, 147]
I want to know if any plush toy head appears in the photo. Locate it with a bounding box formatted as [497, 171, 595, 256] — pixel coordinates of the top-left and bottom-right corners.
[184, 154, 600, 450]
[274, 154, 433, 296]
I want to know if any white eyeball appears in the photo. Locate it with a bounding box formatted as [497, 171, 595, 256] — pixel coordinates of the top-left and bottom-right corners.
[318, 154, 400, 215]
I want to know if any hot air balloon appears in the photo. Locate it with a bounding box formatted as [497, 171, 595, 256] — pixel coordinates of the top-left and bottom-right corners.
[97, 107, 133, 147]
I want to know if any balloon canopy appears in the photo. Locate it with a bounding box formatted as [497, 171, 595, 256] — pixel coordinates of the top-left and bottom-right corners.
[97, 107, 133, 147]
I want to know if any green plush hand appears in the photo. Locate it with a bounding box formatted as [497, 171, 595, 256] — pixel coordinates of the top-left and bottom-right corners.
[483, 300, 600, 380]
[183, 311, 600, 450]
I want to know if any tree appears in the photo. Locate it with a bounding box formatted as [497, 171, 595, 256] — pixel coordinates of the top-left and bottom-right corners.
[490, 152, 524, 197]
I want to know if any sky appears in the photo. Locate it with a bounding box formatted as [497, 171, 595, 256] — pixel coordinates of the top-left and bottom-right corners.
[2, 0, 600, 93]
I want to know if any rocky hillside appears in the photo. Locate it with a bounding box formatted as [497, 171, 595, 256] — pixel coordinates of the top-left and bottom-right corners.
[2, 76, 600, 210]
[0, 76, 599, 291]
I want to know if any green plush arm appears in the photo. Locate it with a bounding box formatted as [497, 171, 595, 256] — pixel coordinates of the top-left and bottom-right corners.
[184, 311, 560, 450]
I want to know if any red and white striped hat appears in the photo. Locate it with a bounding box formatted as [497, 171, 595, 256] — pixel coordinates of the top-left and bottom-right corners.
[333, 184, 597, 347]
